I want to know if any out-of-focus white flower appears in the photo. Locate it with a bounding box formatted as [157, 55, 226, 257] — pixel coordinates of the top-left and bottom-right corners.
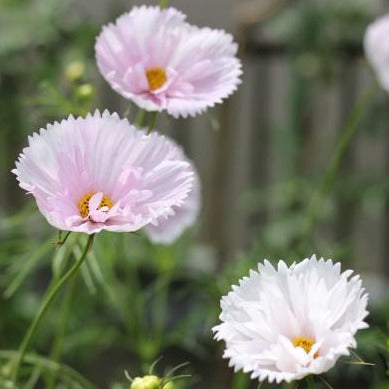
[364, 14, 389, 91]
[144, 170, 201, 244]
[213, 255, 369, 383]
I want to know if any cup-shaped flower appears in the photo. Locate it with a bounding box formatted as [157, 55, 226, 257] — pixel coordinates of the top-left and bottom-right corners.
[213, 255, 369, 383]
[95, 6, 242, 118]
[144, 170, 200, 244]
[13, 110, 196, 234]
[364, 14, 389, 91]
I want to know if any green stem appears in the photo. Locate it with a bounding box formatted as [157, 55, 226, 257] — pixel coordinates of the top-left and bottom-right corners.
[305, 376, 315, 389]
[136, 108, 146, 127]
[0, 350, 96, 389]
[299, 83, 377, 248]
[152, 274, 171, 351]
[46, 275, 78, 389]
[11, 234, 94, 384]
[159, 0, 170, 8]
[25, 366, 42, 389]
[57, 231, 71, 247]
[147, 112, 158, 134]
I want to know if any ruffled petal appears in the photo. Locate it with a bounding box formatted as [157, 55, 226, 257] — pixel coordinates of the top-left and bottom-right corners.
[95, 6, 242, 118]
[213, 256, 369, 383]
[13, 110, 198, 234]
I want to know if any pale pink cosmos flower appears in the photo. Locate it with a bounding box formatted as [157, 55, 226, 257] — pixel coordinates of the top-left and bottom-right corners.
[145, 170, 201, 244]
[213, 255, 369, 383]
[364, 14, 389, 91]
[95, 6, 242, 118]
[13, 110, 196, 234]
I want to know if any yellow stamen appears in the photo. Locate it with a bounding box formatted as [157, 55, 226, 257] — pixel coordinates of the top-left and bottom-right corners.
[292, 337, 319, 358]
[146, 67, 167, 91]
[78, 192, 113, 218]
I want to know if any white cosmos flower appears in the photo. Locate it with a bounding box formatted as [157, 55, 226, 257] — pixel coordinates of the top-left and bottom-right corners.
[213, 255, 369, 383]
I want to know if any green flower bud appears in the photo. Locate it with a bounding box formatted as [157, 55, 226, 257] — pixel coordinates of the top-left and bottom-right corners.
[0, 380, 16, 389]
[65, 61, 85, 82]
[0, 364, 11, 378]
[130, 375, 160, 389]
[75, 84, 94, 101]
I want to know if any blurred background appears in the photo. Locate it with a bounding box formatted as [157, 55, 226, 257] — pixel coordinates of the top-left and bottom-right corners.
[0, 0, 388, 388]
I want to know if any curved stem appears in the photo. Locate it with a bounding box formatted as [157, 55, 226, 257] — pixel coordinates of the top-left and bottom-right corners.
[56, 230, 71, 247]
[11, 234, 94, 383]
[0, 350, 96, 389]
[299, 83, 377, 249]
[159, 0, 170, 8]
[46, 275, 78, 389]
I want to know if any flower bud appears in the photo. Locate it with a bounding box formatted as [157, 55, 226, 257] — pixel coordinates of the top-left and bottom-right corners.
[2, 381, 16, 389]
[75, 83, 94, 101]
[130, 375, 160, 389]
[65, 61, 85, 82]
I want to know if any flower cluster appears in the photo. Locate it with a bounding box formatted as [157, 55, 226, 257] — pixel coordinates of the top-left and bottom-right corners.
[14, 5, 242, 242]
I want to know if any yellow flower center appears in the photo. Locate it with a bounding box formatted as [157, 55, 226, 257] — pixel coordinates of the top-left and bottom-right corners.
[292, 337, 319, 358]
[146, 67, 167, 91]
[78, 192, 113, 218]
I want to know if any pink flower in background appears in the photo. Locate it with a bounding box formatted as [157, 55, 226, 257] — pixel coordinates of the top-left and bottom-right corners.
[213, 256, 369, 383]
[145, 170, 201, 244]
[13, 110, 196, 234]
[364, 14, 389, 91]
[95, 6, 242, 118]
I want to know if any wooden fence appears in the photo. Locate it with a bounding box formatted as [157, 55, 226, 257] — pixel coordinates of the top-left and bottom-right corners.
[1, 0, 388, 293]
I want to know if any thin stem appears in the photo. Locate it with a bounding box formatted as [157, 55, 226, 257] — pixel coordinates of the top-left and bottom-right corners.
[25, 366, 42, 389]
[318, 376, 334, 389]
[147, 112, 158, 134]
[159, 0, 170, 8]
[56, 231, 71, 247]
[305, 376, 315, 389]
[11, 234, 94, 383]
[0, 350, 95, 389]
[136, 108, 146, 127]
[46, 275, 78, 389]
[299, 83, 377, 248]
[152, 277, 168, 334]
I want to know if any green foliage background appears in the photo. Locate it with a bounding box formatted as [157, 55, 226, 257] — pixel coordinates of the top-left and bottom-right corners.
[0, 0, 387, 388]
